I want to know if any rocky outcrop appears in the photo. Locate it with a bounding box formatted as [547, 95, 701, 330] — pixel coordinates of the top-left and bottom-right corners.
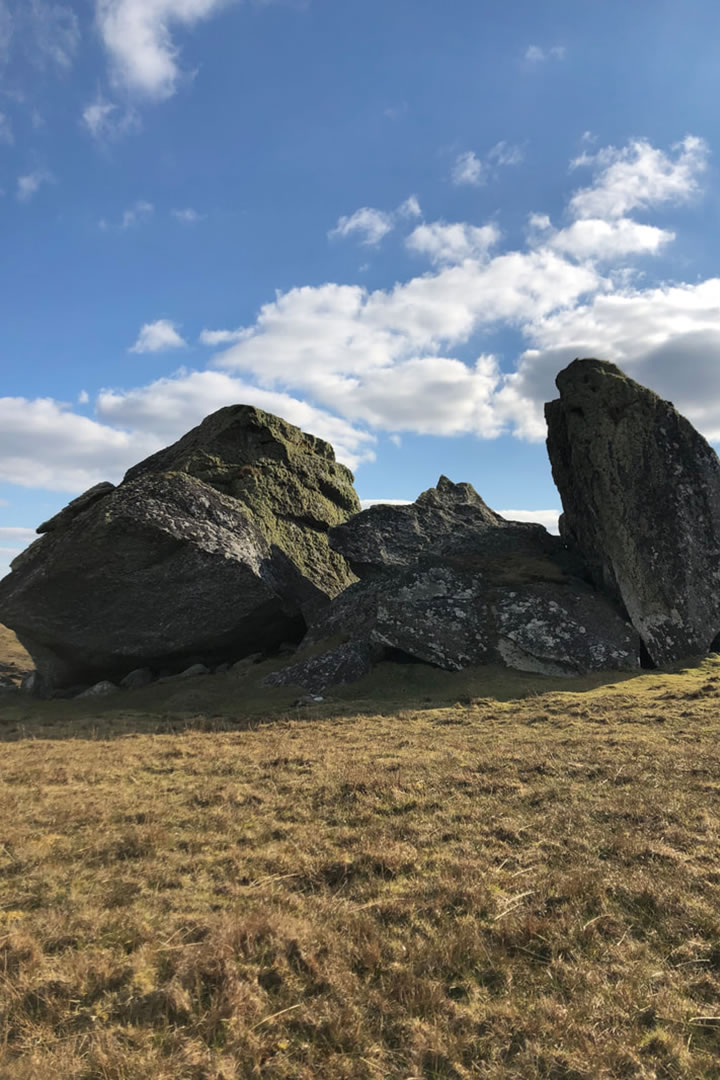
[546, 358, 720, 666]
[265, 478, 640, 692]
[0, 407, 360, 690]
[124, 404, 360, 604]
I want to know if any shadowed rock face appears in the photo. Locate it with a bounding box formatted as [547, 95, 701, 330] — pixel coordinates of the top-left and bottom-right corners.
[545, 358, 720, 666]
[0, 406, 360, 689]
[265, 477, 640, 692]
[330, 475, 565, 577]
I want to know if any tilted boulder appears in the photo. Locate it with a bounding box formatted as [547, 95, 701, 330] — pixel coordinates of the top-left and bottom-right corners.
[266, 477, 640, 692]
[546, 358, 720, 666]
[0, 406, 360, 690]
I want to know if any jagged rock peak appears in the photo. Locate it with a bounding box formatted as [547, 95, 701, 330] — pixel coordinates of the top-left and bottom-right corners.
[545, 357, 720, 665]
[329, 475, 549, 578]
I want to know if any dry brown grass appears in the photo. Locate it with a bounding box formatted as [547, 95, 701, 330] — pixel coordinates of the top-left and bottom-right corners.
[0, 626, 31, 688]
[2, 636, 720, 1078]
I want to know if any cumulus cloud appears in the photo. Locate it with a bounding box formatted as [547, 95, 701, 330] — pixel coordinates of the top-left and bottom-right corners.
[0, 396, 162, 491]
[212, 254, 600, 432]
[548, 218, 674, 260]
[95, 0, 236, 101]
[198, 327, 247, 346]
[569, 136, 708, 220]
[3, 133, 718, 516]
[129, 319, 187, 353]
[96, 370, 376, 469]
[406, 222, 501, 265]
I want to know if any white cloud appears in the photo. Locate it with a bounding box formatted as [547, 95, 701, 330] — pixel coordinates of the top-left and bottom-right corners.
[497, 277, 720, 441]
[548, 217, 674, 260]
[83, 99, 117, 137]
[0, 110, 13, 144]
[452, 142, 524, 187]
[198, 327, 248, 346]
[130, 319, 187, 353]
[525, 44, 565, 62]
[78, 390, 90, 404]
[488, 141, 524, 167]
[172, 207, 204, 223]
[2, 133, 717, 510]
[121, 199, 154, 228]
[0, 396, 162, 491]
[28, 0, 79, 69]
[16, 169, 54, 201]
[498, 509, 560, 534]
[0, 526, 37, 544]
[569, 136, 708, 220]
[397, 195, 422, 219]
[82, 97, 140, 140]
[97, 371, 376, 469]
[0, 2, 13, 63]
[211, 253, 600, 432]
[406, 222, 500, 265]
[452, 150, 485, 187]
[95, 0, 236, 101]
[329, 196, 423, 247]
[329, 207, 394, 246]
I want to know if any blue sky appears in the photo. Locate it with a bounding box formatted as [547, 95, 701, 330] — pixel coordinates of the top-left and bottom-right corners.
[2, 0, 720, 577]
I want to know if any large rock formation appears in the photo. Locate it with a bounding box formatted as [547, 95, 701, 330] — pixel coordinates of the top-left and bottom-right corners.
[546, 358, 720, 666]
[0, 406, 360, 690]
[266, 477, 640, 692]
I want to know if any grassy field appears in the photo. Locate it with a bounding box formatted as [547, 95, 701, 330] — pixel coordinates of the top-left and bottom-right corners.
[2, 628, 720, 1079]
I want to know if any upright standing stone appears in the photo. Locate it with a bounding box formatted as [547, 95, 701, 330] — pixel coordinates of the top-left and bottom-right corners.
[545, 358, 720, 665]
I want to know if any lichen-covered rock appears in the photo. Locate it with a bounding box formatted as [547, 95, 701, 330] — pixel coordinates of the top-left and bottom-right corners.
[330, 475, 565, 578]
[546, 358, 720, 665]
[264, 640, 372, 694]
[125, 404, 360, 604]
[0, 406, 362, 690]
[269, 478, 640, 692]
[37, 483, 115, 534]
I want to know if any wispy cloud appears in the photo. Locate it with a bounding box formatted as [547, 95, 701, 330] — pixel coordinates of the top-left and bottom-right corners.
[17, 169, 54, 202]
[129, 319, 187, 354]
[0, 110, 12, 144]
[525, 44, 566, 63]
[82, 97, 140, 139]
[452, 142, 524, 187]
[171, 207, 204, 224]
[329, 195, 422, 247]
[329, 207, 395, 246]
[28, 0, 80, 69]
